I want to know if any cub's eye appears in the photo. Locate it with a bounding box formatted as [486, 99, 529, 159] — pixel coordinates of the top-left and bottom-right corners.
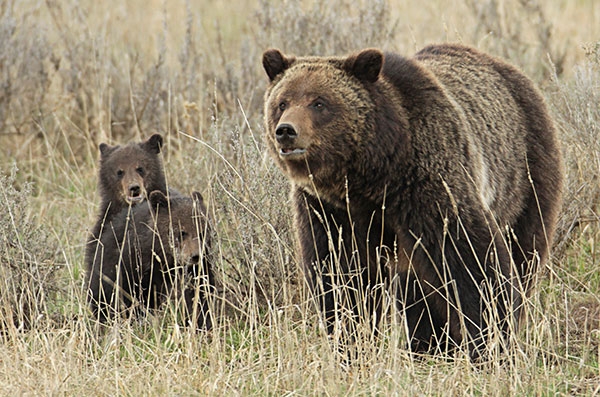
[116, 169, 124, 178]
[180, 230, 189, 240]
[136, 167, 145, 176]
[173, 229, 183, 244]
[278, 102, 286, 111]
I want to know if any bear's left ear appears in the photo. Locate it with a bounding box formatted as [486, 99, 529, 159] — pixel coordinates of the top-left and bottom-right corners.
[343, 49, 383, 83]
[143, 134, 164, 154]
[263, 49, 295, 81]
[149, 190, 169, 212]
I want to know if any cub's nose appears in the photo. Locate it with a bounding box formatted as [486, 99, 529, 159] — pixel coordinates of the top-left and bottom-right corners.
[275, 123, 297, 144]
[129, 184, 141, 197]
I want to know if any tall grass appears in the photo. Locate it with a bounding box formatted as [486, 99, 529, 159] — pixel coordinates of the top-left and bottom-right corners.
[0, 0, 598, 394]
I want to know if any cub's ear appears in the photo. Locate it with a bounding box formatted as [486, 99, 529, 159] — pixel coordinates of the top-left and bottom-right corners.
[191, 191, 207, 213]
[191, 191, 204, 205]
[343, 48, 383, 83]
[99, 143, 116, 158]
[262, 49, 295, 81]
[143, 134, 164, 154]
[149, 190, 169, 212]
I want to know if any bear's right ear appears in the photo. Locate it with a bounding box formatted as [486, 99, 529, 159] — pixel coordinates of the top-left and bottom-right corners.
[262, 49, 294, 81]
[191, 191, 205, 206]
[144, 134, 164, 154]
[149, 190, 169, 212]
[343, 48, 383, 83]
[191, 191, 207, 213]
[99, 143, 116, 158]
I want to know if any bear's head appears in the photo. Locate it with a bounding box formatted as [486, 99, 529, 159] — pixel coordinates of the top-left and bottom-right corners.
[98, 134, 166, 207]
[147, 190, 210, 268]
[262, 49, 384, 197]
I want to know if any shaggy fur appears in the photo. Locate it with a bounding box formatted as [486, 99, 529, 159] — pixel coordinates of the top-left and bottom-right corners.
[262, 43, 563, 357]
[86, 191, 214, 329]
[95, 134, 167, 228]
[85, 134, 170, 292]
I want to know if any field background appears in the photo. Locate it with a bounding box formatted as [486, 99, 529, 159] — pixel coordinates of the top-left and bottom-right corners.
[0, 0, 599, 395]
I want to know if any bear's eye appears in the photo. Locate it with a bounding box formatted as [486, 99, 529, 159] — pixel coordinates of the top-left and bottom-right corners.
[172, 229, 182, 244]
[311, 99, 326, 111]
[278, 102, 286, 111]
[180, 230, 188, 240]
[116, 169, 124, 178]
[136, 167, 145, 176]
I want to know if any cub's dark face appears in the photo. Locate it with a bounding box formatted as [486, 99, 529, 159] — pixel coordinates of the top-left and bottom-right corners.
[149, 191, 210, 267]
[99, 134, 164, 206]
[262, 49, 381, 196]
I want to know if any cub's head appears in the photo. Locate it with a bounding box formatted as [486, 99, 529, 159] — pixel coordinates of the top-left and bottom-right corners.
[262, 49, 383, 192]
[148, 190, 211, 268]
[98, 134, 166, 207]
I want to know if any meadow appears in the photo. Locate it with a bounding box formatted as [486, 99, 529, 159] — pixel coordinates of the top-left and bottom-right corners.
[0, 0, 599, 394]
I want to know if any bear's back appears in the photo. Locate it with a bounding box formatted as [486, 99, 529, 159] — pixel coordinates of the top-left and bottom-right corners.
[386, 44, 531, 223]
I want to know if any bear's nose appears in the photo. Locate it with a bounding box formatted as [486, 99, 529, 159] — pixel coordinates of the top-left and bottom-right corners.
[129, 185, 141, 197]
[275, 123, 297, 144]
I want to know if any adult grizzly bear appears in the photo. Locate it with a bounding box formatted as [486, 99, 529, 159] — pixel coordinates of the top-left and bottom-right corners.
[262, 43, 563, 357]
[87, 190, 214, 329]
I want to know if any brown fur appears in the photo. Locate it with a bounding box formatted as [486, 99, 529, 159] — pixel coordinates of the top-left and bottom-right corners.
[262, 43, 563, 357]
[85, 134, 170, 285]
[86, 191, 214, 329]
[96, 134, 167, 226]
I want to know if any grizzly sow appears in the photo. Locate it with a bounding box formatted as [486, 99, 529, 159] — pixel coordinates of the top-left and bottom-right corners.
[262, 43, 563, 356]
[86, 190, 214, 329]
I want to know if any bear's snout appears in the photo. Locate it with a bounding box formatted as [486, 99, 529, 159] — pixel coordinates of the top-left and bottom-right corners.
[275, 122, 308, 158]
[126, 183, 145, 203]
[275, 123, 297, 144]
[129, 184, 141, 197]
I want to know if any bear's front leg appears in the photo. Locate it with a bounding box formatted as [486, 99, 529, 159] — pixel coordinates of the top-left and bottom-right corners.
[293, 188, 384, 341]
[182, 262, 214, 330]
[87, 243, 121, 323]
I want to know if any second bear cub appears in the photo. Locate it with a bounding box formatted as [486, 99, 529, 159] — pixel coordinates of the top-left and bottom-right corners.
[87, 190, 214, 329]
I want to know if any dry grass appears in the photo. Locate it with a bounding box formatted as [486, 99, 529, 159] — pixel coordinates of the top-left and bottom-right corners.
[0, 0, 599, 394]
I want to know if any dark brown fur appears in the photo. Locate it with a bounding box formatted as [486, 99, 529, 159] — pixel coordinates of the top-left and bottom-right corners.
[262, 43, 563, 357]
[86, 191, 214, 329]
[96, 134, 167, 227]
[85, 134, 169, 283]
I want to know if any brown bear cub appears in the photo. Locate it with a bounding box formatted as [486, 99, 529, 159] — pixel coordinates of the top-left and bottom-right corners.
[86, 190, 214, 329]
[85, 134, 173, 308]
[262, 43, 563, 357]
[94, 134, 167, 233]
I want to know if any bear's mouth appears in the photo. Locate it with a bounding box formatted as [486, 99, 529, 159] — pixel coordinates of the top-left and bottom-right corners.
[279, 147, 307, 159]
[126, 195, 145, 204]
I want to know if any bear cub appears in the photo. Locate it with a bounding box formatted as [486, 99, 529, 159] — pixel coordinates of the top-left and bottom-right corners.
[94, 134, 168, 231]
[86, 190, 214, 329]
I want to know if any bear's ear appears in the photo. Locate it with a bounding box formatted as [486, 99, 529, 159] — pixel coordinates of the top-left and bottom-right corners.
[144, 134, 164, 154]
[343, 49, 383, 83]
[191, 191, 205, 206]
[262, 49, 295, 81]
[99, 143, 116, 158]
[149, 190, 169, 212]
[191, 191, 207, 213]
